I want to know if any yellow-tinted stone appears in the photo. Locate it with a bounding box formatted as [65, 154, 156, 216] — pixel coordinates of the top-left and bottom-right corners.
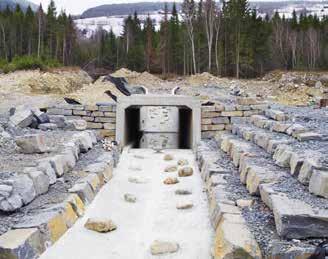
[47, 214, 68, 243]
[62, 203, 78, 228]
[214, 214, 262, 259]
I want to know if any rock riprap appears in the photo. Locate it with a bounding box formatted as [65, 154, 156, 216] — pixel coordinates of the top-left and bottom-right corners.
[124, 193, 137, 203]
[84, 218, 117, 233]
[163, 177, 179, 185]
[178, 167, 194, 177]
[175, 189, 192, 195]
[164, 165, 177, 172]
[177, 159, 189, 166]
[163, 154, 174, 161]
[150, 240, 179, 255]
[176, 202, 193, 210]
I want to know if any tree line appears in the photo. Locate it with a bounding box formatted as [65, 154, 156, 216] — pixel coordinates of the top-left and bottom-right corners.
[1, 0, 328, 78]
[0, 0, 77, 68]
[89, 0, 328, 78]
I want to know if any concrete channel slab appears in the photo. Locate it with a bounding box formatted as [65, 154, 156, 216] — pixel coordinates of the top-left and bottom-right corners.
[39, 148, 213, 259]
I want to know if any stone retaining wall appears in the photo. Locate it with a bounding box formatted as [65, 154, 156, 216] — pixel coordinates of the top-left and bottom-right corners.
[201, 97, 269, 139]
[47, 103, 117, 138]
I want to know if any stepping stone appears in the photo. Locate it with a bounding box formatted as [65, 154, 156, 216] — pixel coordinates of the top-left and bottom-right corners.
[178, 167, 193, 177]
[163, 177, 179, 185]
[84, 218, 117, 233]
[150, 240, 179, 255]
[164, 154, 174, 161]
[124, 193, 137, 203]
[164, 165, 177, 173]
[128, 177, 148, 184]
[177, 159, 189, 166]
[175, 189, 192, 195]
[176, 202, 193, 210]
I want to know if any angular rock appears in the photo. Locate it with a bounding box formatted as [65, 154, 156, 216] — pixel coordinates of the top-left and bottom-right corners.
[27, 170, 50, 195]
[65, 119, 87, 131]
[12, 175, 36, 205]
[309, 170, 328, 198]
[295, 132, 323, 141]
[32, 109, 49, 124]
[84, 218, 117, 233]
[0, 194, 23, 212]
[9, 106, 34, 128]
[15, 134, 48, 154]
[85, 162, 113, 183]
[47, 155, 64, 177]
[66, 194, 85, 217]
[37, 161, 57, 184]
[124, 193, 137, 203]
[163, 177, 179, 185]
[271, 195, 328, 239]
[48, 115, 67, 128]
[38, 123, 58, 131]
[14, 209, 68, 243]
[73, 132, 93, 153]
[178, 167, 193, 177]
[69, 182, 94, 204]
[150, 240, 179, 255]
[298, 155, 328, 185]
[213, 213, 262, 259]
[0, 228, 45, 259]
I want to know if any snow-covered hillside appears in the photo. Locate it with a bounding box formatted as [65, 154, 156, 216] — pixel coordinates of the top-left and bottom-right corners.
[75, 12, 170, 37]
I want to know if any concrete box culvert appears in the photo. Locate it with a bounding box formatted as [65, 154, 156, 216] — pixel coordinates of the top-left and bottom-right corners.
[116, 95, 201, 150]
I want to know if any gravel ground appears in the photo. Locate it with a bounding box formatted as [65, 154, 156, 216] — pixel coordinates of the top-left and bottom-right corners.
[0, 144, 106, 236]
[202, 139, 320, 256]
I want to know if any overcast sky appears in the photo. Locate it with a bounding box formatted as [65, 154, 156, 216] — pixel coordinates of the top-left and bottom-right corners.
[29, 0, 174, 15]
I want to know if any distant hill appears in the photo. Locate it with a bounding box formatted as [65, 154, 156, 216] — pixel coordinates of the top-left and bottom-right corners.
[80, 1, 328, 19]
[81, 2, 178, 18]
[0, 0, 38, 11]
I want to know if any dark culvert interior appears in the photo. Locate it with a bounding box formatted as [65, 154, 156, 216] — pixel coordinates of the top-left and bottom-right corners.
[123, 106, 193, 149]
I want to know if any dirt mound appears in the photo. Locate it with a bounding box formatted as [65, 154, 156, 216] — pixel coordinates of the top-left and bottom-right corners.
[187, 72, 223, 86]
[23, 69, 92, 94]
[69, 76, 123, 105]
[111, 68, 140, 78]
[130, 71, 163, 86]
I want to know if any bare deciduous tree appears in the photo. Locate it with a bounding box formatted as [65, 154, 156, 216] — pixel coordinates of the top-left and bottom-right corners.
[182, 0, 197, 74]
[203, 0, 216, 72]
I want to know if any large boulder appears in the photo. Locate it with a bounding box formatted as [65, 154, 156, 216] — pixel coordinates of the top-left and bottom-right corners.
[15, 134, 48, 154]
[271, 195, 328, 239]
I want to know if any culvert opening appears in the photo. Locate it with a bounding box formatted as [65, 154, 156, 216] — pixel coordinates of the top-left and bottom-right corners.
[124, 107, 141, 148]
[123, 106, 193, 149]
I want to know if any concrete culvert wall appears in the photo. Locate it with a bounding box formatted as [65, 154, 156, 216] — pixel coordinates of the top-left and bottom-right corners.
[122, 106, 193, 149]
[116, 95, 201, 150]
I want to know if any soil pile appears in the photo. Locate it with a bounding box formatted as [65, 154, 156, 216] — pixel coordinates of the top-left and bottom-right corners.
[23, 68, 92, 94]
[69, 76, 123, 105]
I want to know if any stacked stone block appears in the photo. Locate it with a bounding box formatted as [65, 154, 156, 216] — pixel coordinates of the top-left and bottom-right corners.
[47, 103, 117, 138]
[201, 97, 269, 139]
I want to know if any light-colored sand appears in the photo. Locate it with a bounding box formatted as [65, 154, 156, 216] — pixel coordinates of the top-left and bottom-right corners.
[40, 148, 214, 259]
